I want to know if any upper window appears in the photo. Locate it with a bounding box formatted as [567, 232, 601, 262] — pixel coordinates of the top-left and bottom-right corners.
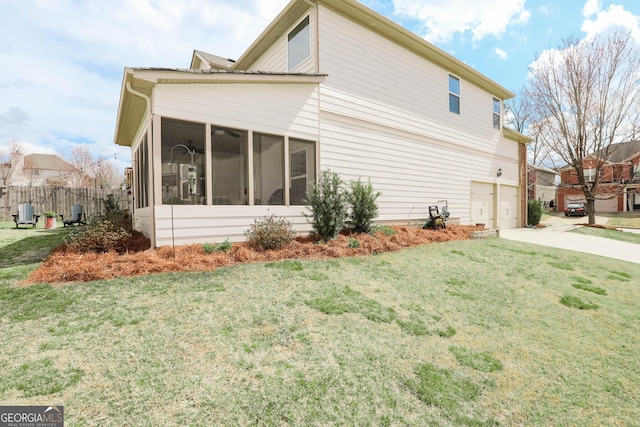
[288, 16, 310, 71]
[449, 75, 460, 114]
[492, 97, 501, 129]
[584, 168, 596, 182]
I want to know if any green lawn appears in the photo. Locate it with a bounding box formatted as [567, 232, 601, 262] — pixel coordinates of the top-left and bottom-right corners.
[571, 226, 640, 244]
[1, 227, 639, 425]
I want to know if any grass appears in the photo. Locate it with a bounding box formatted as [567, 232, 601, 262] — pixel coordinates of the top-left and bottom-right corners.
[1, 228, 640, 425]
[570, 226, 640, 244]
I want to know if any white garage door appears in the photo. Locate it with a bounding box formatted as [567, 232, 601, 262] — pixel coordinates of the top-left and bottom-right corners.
[499, 185, 518, 229]
[471, 182, 494, 229]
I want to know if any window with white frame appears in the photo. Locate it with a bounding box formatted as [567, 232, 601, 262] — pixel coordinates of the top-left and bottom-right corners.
[584, 168, 596, 182]
[449, 74, 460, 114]
[288, 16, 310, 71]
[493, 97, 501, 129]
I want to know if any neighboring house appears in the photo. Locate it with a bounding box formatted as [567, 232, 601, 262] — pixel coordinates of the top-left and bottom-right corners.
[10, 154, 76, 187]
[558, 140, 640, 212]
[527, 164, 558, 209]
[114, 0, 531, 247]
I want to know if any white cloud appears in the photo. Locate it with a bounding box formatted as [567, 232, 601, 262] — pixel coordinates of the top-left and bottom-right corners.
[581, 3, 640, 42]
[391, 0, 531, 43]
[582, 0, 602, 17]
[495, 48, 508, 59]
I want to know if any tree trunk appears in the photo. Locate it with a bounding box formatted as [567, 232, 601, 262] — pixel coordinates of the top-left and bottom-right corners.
[586, 198, 596, 225]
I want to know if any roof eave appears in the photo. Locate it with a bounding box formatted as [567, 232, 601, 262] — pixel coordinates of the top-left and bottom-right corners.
[503, 127, 533, 144]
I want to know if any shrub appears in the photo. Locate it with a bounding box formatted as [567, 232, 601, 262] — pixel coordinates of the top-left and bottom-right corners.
[245, 215, 296, 250]
[305, 169, 349, 241]
[372, 225, 396, 236]
[203, 239, 232, 254]
[348, 237, 360, 248]
[101, 194, 131, 231]
[527, 199, 543, 226]
[348, 179, 381, 233]
[65, 217, 132, 254]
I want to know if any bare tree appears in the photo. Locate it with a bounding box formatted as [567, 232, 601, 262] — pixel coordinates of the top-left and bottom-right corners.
[0, 140, 24, 186]
[66, 146, 96, 188]
[527, 30, 640, 224]
[95, 159, 122, 189]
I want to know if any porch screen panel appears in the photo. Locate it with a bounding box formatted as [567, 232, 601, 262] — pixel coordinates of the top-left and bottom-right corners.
[211, 126, 249, 205]
[161, 118, 206, 205]
[289, 138, 316, 205]
[135, 135, 149, 209]
[254, 133, 284, 205]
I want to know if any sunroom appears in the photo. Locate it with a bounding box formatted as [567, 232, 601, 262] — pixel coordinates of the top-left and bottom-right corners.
[115, 68, 326, 247]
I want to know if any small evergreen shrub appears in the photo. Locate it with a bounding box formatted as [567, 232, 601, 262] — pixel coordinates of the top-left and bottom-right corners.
[245, 215, 296, 250]
[348, 237, 360, 248]
[527, 199, 543, 226]
[304, 169, 349, 241]
[348, 179, 381, 233]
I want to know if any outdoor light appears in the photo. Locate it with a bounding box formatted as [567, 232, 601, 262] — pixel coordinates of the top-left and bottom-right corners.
[497, 167, 502, 177]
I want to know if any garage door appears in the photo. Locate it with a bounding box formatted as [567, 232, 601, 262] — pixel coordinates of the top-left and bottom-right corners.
[499, 185, 518, 229]
[565, 196, 618, 212]
[471, 182, 494, 229]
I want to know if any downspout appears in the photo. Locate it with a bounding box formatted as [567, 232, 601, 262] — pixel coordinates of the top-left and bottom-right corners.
[303, 0, 320, 74]
[303, 0, 322, 176]
[125, 80, 155, 247]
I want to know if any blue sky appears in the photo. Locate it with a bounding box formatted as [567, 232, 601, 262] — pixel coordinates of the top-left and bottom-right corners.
[1, 0, 639, 172]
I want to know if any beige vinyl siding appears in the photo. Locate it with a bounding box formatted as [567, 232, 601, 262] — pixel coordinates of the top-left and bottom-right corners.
[319, 113, 516, 225]
[133, 206, 153, 239]
[249, 12, 317, 73]
[317, 6, 506, 153]
[314, 5, 519, 228]
[154, 83, 320, 139]
[153, 205, 311, 245]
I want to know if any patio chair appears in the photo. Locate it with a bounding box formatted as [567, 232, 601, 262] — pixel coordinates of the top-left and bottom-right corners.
[61, 204, 86, 227]
[12, 203, 40, 229]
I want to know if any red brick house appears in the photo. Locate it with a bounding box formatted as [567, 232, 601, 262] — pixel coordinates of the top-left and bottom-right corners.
[558, 140, 640, 212]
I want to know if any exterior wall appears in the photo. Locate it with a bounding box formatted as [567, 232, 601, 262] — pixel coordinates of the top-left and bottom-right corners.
[314, 5, 521, 227]
[134, 206, 153, 239]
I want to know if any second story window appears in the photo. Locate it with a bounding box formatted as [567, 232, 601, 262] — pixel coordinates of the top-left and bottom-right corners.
[584, 168, 596, 182]
[449, 74, 460, 114]
[493, 97, 501, 129]
[288, 16, 310, 71]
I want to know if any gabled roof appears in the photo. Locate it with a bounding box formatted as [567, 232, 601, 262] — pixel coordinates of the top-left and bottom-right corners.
[190, 50, 235, 70]
[528, 164, 558, 174]
[602, 140, 640, 163]
[234, 0, 515, 100]
[23, 154, 75, 172]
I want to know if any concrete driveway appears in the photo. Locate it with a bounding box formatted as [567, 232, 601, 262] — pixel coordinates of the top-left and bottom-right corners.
[499, 218, 640, 264]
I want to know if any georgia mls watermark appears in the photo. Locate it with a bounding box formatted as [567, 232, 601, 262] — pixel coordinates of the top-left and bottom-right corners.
[0, 406, 63, 427]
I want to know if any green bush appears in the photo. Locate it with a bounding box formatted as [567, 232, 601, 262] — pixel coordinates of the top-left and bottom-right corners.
[245, 215, 296, 250]
[304, 169, 349, 241]
[348, 179, 381, 234]
[527, 199, 543, 226]
[203, 239, 232, 254]
[65, 217, 132, 254]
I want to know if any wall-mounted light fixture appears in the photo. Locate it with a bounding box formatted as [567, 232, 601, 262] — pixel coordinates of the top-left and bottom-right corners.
[497, 167, 502, 178]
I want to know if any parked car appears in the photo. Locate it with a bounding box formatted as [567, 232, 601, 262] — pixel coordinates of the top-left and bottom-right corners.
[564, 202, 587, 217]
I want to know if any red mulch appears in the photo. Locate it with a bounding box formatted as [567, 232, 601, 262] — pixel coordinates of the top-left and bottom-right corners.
[25, 225, 479, 285]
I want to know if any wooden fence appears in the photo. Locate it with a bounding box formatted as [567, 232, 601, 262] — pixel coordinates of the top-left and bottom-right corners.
[0, 186, 130, 221]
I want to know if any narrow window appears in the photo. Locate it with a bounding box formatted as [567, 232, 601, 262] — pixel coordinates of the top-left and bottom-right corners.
[449, 74, 460, 114]
[493, 97, 501, 129]
[288, 16, 310, 71]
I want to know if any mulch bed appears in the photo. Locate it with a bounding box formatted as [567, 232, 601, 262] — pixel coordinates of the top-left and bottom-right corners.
[25, 224, 479, 285]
